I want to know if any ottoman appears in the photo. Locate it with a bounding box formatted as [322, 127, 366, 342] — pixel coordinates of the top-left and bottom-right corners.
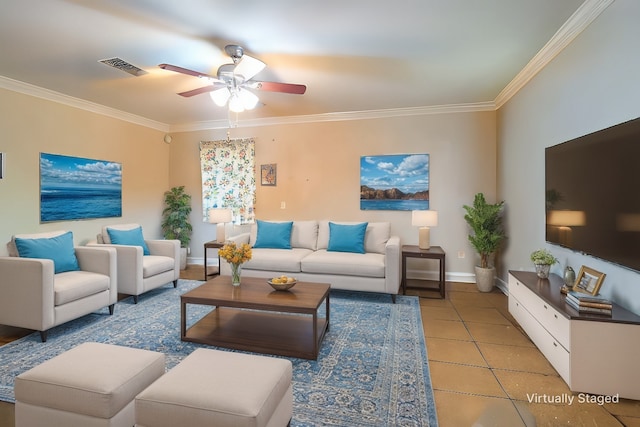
[15, 342, 165, 427]
[135, 348, 293, 427]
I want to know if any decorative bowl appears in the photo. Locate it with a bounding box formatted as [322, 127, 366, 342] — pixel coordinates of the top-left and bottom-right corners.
[267, 278, 297, 291]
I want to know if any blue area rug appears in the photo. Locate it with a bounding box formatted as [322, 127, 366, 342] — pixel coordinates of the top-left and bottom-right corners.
[0, 280, 438, 426]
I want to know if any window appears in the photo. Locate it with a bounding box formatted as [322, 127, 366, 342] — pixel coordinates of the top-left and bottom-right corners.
[200, 139, 255, 224]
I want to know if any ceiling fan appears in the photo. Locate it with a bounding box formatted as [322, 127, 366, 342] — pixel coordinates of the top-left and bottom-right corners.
[159, 45, 306, 113]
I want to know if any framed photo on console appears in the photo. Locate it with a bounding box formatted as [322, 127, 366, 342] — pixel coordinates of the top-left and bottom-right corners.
[573, 265, 606, 295]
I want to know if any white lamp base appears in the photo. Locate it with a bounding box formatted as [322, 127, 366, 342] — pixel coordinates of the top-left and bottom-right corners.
[216, 223, 226, 244]
[418, 227, 431, 249]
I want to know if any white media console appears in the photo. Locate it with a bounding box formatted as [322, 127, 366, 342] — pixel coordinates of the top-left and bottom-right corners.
[508, 271, 640, 400]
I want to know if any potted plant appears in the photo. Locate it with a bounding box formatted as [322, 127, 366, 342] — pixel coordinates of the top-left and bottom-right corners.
[463, 193, 506, 292]
[161, 186, 193, 270]
[530, 249, 558, 279]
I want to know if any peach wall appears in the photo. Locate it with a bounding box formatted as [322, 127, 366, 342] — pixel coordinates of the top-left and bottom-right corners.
[169, 110, 496, 280]
[0, 88, 170, 254]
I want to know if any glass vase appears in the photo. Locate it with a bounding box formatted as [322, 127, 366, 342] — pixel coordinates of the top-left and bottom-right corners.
[535, 264, 551, 279]
[230, 263, 242, 287]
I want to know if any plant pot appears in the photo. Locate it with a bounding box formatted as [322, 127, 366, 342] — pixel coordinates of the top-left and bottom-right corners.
[179, 247, 187, 270]
[534, 264, 551, 279]
[475, 266, 495, 292]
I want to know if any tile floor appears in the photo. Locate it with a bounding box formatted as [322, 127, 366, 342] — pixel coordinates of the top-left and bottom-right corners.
[1, 270, 640, 426]
[411, 281, 640, 426]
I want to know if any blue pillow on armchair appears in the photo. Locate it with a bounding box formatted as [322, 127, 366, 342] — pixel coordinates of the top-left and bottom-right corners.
[14, 231, 80, 274]
[107, 226, 150, 255]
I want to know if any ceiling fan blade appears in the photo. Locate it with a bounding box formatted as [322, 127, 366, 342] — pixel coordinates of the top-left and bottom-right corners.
[158, 63, 220, 81]
[178, 84, 226, 97]
[233, 55, 265, 81]
[254, 81, 307, 95]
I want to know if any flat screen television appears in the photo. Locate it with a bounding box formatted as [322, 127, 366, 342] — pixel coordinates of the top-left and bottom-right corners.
[545, 117, 640, 272]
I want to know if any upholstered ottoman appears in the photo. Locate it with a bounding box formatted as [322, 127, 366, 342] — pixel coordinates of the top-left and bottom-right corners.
[135, 348, 293, 427]
[15, 342, 165, 427]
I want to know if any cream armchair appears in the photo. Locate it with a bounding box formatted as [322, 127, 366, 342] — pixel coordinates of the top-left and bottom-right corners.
[93, 224, 180, 303]
[0, 231, 117, 342]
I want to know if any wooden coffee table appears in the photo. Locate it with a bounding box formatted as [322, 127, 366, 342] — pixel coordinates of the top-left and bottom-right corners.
[180, 276, 330, 360]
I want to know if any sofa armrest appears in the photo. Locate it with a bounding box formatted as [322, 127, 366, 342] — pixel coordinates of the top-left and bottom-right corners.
[227, 233, 250, 245]
[87, 242, 144, 280]
[0, 257, 55, 331]
[384, 236, 401, 294]
[75, 246, 116, 276]
[146, 239, 180, 259]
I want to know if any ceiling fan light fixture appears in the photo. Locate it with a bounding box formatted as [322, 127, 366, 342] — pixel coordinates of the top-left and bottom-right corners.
[228, 93, 245, 113]
[239, 88, 259, 110]
[210, 87, 231, 106]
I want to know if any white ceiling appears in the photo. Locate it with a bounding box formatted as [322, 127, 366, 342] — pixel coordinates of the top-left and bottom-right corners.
[0, 0, 601, 130]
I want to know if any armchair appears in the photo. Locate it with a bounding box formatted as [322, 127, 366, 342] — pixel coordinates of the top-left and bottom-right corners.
[0, 231, 117, 342]
[93, 224, 180, 303]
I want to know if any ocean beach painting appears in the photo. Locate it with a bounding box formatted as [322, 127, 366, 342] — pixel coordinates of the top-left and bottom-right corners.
[360, 154, 429, 211]
[40, 153, 122, 222]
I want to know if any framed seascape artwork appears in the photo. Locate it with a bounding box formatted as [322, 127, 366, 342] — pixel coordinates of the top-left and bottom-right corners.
[360, 154, 429, 211]
[40, 153, 122, 222]
[261, 163, 277, 186]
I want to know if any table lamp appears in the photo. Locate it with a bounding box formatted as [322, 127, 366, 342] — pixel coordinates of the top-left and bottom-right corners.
[412, 210, 438, 249]
[208, 208, 233, 243]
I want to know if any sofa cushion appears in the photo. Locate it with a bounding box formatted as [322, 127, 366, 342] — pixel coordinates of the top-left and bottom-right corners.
[250, 220, 318, 250]
[14, 231, 80, 274]
[253, 220, 293, 249]
[302, 250, 386, 278]
[318, 221, 390, 254]
[54, 271, 110, 305]
[106, 226, 150, 255]
[143, 255, 175, 278]
[327, 222, 367, 254]
[242, 248, 312, 273]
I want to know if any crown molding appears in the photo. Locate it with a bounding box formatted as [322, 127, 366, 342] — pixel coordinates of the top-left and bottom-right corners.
[495, 0, 614, 109]
[0, 75, 170, 132]
[169, 102, 497, 132]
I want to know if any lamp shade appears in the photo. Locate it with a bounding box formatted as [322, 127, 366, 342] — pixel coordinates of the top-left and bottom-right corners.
[412, 210, 438, 227]
[547, 210, 586, 227]
[208, 208, 232, 224]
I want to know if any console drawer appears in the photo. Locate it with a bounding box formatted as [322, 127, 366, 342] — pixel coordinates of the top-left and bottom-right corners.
[509, 277, 570, 349]
[509, 295, 570, 382]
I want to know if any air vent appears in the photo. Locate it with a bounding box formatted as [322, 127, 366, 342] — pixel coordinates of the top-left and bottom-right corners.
[98, 57, 147, 77]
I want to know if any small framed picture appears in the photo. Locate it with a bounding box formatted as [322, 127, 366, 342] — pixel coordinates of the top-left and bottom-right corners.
[261, 163, 277, 186]
[0, 152, 4, 179]
[573, 265, 606, 295]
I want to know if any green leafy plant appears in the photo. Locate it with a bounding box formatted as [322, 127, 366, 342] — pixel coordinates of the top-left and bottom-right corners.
[530, 249, 558, 265]
[161, 186, 192, 248]
[463, 193, 506, 269]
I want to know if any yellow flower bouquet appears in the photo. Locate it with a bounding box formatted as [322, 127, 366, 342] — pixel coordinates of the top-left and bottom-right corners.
[218, 242, 252, 286]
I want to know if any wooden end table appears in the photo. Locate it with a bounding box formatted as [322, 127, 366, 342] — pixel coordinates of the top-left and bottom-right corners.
[402, 245, 446, 298]
[181, 276, 330, 360]
[203, 241, 224, 281]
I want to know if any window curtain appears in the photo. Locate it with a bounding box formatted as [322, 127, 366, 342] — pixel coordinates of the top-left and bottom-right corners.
[200, 138, 255, 224]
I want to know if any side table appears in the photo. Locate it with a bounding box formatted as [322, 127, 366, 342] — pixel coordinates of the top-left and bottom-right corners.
[203, 241, 225, 281]
[402, 245, 446, 298]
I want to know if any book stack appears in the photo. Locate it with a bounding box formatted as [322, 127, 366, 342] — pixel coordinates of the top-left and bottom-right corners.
[565, 291, 612, 316]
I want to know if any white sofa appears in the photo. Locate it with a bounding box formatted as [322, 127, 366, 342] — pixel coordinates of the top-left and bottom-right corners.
[221, 220, 401, 302]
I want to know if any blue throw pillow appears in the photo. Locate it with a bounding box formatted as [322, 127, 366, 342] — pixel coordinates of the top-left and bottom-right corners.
[253, 220, 293, 249]
[14, 231, 80, 274]
[327, 222, 368, 254]
[107, 226, 150, 255]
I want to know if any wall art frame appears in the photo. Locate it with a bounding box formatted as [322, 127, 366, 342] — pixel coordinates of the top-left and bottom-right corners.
[261, 163, 277, 186]
[40, 152, 122, 222]
[360, 153, 429, 211]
